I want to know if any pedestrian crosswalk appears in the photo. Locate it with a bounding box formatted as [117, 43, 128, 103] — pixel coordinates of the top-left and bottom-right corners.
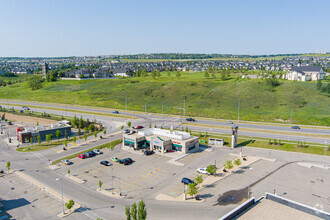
[76, 206, 104, 220]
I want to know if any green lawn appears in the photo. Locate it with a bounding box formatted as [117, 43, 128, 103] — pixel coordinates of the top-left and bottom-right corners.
[0, 72, 329, 126]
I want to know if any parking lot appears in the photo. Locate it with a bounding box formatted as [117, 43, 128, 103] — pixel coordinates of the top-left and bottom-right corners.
[0, 172, 64, 220]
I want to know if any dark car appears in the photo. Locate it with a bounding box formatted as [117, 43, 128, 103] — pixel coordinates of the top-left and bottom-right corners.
[100, 161, 112, 166]
[136, 126, 144, 129]
[8, 121, 13, 125]
[124, 129, 130, 133]
[291, 126, 300, 129]
[181, 177, 195, 185]
[186, 118, 195, 122]
[144, 150, 154, 156]
[119, 158, 133, 165]
[112, 111, 119, 114]
[86, 151, 96, 157]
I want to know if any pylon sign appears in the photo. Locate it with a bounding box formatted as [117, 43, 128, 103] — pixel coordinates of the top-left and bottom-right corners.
[231, 126, 238, 148]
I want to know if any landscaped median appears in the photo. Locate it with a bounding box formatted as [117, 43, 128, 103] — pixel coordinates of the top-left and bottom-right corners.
[191, 132, 329, 156]
[51, 138, 122, 165]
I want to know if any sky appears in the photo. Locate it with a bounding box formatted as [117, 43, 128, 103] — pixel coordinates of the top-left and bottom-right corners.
[0, 0, 329, 57]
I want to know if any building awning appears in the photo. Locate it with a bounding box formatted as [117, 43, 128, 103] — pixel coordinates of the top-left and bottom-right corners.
[124, 140, 135, 144]
[172, 144, 182, 148]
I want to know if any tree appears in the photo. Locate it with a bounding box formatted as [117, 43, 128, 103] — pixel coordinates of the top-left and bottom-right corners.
[234, 158, 242, 166]
[212, 72, 216, 80]
[79, 116, 84, 129]
[72, 115, 78, 127]
[224, 160, 234, 171]
[28, 75, 43, 91]
[65, 130, 68, 139]
[186, 183, 199, 198]
[194, 175, 203, 185]
[64, 139, 68, 148]
[6, 161, 10, 171]
[103, 129, 106, 135]
[137, 199, 147, 220]
[204, 71, 209, 78]
[121, 125, 124, 130]
[46, 134, 51, 146]
[127, 121, 131, 128]
[30, 137, 33, 146]
[206, 165, 216, 175]
[98, 180, 103, 191]
[84, 134, 87, 142]
[72, 136, 76, 145]
[36, 121, 39, 126]
[94, 131, 97, 139]
[125, 206, 131, 220]
[77, 129, 81, 137]
[56, 130, 62, 142]
[65, 199, 75, 210]
[89, 124, 95, 133]
[131, 202, 137, 220]
[316, 80, 322, 90]
[84, 127, 89, 134]
[151, 70, 156, 80]
[175, 71, 181, 78]
[37, 134, 41, 145]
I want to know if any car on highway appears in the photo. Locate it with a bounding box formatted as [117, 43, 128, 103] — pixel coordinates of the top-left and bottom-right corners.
[111, 157, 120, 162]
[93, 149, 103, 155]
[124, 129, 130, 133]
[186, 118, 196, 122]
[61, 159, 73, 165]
[112, 111, 119, 114]
[22, 106, 30, 110]
[135, 126, 144, 129]
[144, 150, 154, 156]
[291, 126, 300, 129]
[181, 177, 195, 185]
[78, 154, 86, 159]
[227, 121, 234, 124]
[100, 161, 112, 166]
[196, 167, 210, 175]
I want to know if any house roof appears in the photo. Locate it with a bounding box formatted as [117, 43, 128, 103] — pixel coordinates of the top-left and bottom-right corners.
[290, 65, 322, 73]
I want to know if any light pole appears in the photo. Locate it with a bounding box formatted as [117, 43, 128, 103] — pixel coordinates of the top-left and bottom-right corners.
[56, 178, 65, 214]
[238, 99, 240, 123]
[325, 142, 328, 167]
[248, 167, 253, 199]
[288, 108, 293, 141]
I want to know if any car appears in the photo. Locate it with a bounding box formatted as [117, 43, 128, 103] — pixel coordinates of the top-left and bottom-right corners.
[7, 121, 13, 125]
[22, 106, 30, 110]
[119, 158, 133, 165]
[112, 111, 119, 114]
[61, 159, 73, 165]
[291, 126, 300, 129]
[181, 177, 195, 185]
[111, 157, 120, 162]
[135, 126, 144, 129]
[93, 149, 103, 155]
[124, 129, 130, 133]
[78, 154, 86, 159]
[227, 121, 234, 124]
[144, 150, 154, 156]
[196, 167, 210, 175]
[86, 151, 96, 157]
[186, 118, 195, 122]
[100, 161, 112, 166]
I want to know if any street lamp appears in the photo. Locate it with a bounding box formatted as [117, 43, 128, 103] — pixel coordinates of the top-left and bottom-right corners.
[56, 178, 65, 214]
[248, 167, 253, 199]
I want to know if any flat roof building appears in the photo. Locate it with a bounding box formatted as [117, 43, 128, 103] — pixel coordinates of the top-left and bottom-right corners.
[122, 128, 199, 154]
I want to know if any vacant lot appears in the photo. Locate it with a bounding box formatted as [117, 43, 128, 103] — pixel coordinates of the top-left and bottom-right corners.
[0, 73, 329, 125]
[3, 113, 57, 125]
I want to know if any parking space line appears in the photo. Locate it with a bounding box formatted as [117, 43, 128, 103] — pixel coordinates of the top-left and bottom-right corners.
[126, 178, 149, 188]
[46, 201, 62, 210]
[34, 196, 53, 205]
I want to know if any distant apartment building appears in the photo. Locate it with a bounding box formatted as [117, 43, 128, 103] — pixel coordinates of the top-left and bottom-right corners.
[286, 65, 325, 81]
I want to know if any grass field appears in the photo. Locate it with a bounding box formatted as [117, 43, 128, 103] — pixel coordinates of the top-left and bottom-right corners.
[0, 72, 329, 126]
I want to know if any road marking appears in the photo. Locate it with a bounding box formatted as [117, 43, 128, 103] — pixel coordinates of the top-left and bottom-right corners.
[46, 201, 62, 210]
[76, 206, 104, 220]
[35, 196, 54, 205]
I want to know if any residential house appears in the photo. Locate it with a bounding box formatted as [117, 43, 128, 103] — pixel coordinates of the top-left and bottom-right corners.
[286, 65, 325, 81]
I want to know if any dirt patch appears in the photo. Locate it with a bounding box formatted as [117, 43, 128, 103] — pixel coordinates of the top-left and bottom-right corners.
[2, 113, 58, 125]
[215, 187, 248, 206]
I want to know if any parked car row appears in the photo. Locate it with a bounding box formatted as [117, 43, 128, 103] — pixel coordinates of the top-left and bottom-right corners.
[78, 149, 103, 159]
[111, 156, 134, 165]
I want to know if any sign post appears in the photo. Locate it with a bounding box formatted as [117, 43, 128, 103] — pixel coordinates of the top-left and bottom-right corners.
[231, 126, 238, 148]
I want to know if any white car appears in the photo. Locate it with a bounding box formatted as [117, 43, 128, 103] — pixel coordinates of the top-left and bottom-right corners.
[93, 149, 103, 155]
[196, 167, 210, 175]
[61, 159, 72, 165]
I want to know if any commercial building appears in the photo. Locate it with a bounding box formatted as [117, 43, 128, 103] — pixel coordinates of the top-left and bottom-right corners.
[17, 121, 71, 143]
[122, 128, 199, 154]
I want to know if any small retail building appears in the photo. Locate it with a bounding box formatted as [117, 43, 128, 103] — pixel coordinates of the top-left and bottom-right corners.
[17, 121, 72, 143]
[122, 128, 199, 154]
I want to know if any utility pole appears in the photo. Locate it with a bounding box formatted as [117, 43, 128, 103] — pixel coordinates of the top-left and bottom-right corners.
[238, 99, 240, 123]
[289, 108, 293, 141]
[248, 167, 253, 199]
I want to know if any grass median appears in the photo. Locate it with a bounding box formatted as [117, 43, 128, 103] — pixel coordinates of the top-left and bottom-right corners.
[51, 138, 122, 165]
